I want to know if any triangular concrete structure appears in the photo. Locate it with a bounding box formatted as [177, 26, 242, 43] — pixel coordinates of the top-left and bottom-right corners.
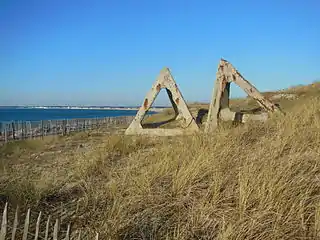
[125, 67, 199, 136]
[205, 59, 283, 132]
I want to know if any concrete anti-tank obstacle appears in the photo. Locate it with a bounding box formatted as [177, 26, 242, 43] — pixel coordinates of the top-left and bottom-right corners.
[125, 67, 199, 136]
[125, 59, 284, 136]
[205, 59, 283, 132]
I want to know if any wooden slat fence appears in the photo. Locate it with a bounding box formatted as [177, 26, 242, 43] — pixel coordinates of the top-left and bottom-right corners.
[0, 203, 99, 240]
[0, 116, 135, 143]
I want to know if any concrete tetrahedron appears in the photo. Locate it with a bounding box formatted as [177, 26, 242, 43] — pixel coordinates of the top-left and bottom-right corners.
[205, 59, 282, 132]
[125, 67, 199, 136]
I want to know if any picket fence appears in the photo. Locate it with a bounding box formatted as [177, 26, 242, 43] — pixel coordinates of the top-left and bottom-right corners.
[0, 203, 99, 240]
[0, 115, 135, 143]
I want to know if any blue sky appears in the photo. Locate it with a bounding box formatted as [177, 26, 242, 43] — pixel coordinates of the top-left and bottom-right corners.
[0, 0, 319, 106]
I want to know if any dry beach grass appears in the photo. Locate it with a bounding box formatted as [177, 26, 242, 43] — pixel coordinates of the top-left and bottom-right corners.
[0, 83, 319, 239]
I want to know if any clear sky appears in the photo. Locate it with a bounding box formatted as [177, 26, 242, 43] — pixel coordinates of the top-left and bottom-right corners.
[0, 0, 319, 106]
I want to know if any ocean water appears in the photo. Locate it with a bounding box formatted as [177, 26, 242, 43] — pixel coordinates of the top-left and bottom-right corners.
[0, 107, 140, 122]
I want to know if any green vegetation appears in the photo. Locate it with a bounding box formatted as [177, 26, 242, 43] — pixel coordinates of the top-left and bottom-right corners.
[0, 83, 319, 239]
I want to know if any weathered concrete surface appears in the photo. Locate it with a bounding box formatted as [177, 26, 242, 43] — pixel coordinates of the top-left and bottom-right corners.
[271, 93, 297, 100]
[125, 67, 199, 136]
[219, 109, 269, 123]
[125, 128, 197, 137]
[205, 59, 282, 132]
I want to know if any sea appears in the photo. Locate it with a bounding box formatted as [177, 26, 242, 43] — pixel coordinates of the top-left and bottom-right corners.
[0, 107, 140, 123]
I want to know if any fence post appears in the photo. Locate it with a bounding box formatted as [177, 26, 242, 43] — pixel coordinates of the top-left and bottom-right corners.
[29, 122, 32, 139]
[41, 120, 44, 139]
[25, 121, 27, 140]
[4, 124, 7, 143]
[11, 121, 15, 140]
[16, 121, 20, 140]
[18, 121, 22, 140]
[27, 122, 30, 139]
[76, 119, 79, 132]
[22, 121, 27, 139]
[54, 120, 56, 136]
[66, 119, 69, 135]
[48, 120, 51, 136]
[44, 121, 47, 137]
[20, 121, 22, 140]
[22, 121, 25, 140]
[21, 121, 27, 139]
[18, 121, 21, 140]
[62, 120, 66, 136]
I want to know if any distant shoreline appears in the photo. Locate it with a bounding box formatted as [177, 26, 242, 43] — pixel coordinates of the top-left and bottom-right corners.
[0, 106, 168, 112]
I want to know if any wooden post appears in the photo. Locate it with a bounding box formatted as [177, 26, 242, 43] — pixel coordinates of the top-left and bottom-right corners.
[20, 121, 23, 140]
[32, 122, 35, 139]
[11, 122, 15, 140]
[0, 123, 2, 142]
[60, 120, 62, 135]
[44, 121, 47, 137]
[59, 120, 62, 136]
[52, 120, 55, 136]
[41, 120, 44, 139]
[26, 122, 29, 139]
[56, 120, 58, 136]
[0, 122, 2, 139]
[17, 121, 21, 140]
[36, 123, 40, 139]
[25, 121, 28, 140]
[65, 119, 68, 135]
[76, 119, 79, 132]
[47, 120, 51, 136]
[4, 124, 7, 143]
[54, 120, 57, 136]
[29, 121, 32, 139]
[67, 119, 69, 135]
[62, 120, 65, 136]
[22, 121, 24, 140]
[21, 121, 24, 140]
[22, 121, 25, 140]
[16, 121, 20, 140]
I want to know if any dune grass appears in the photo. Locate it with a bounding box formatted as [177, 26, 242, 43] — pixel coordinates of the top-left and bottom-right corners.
[0, 85, 320, 239]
